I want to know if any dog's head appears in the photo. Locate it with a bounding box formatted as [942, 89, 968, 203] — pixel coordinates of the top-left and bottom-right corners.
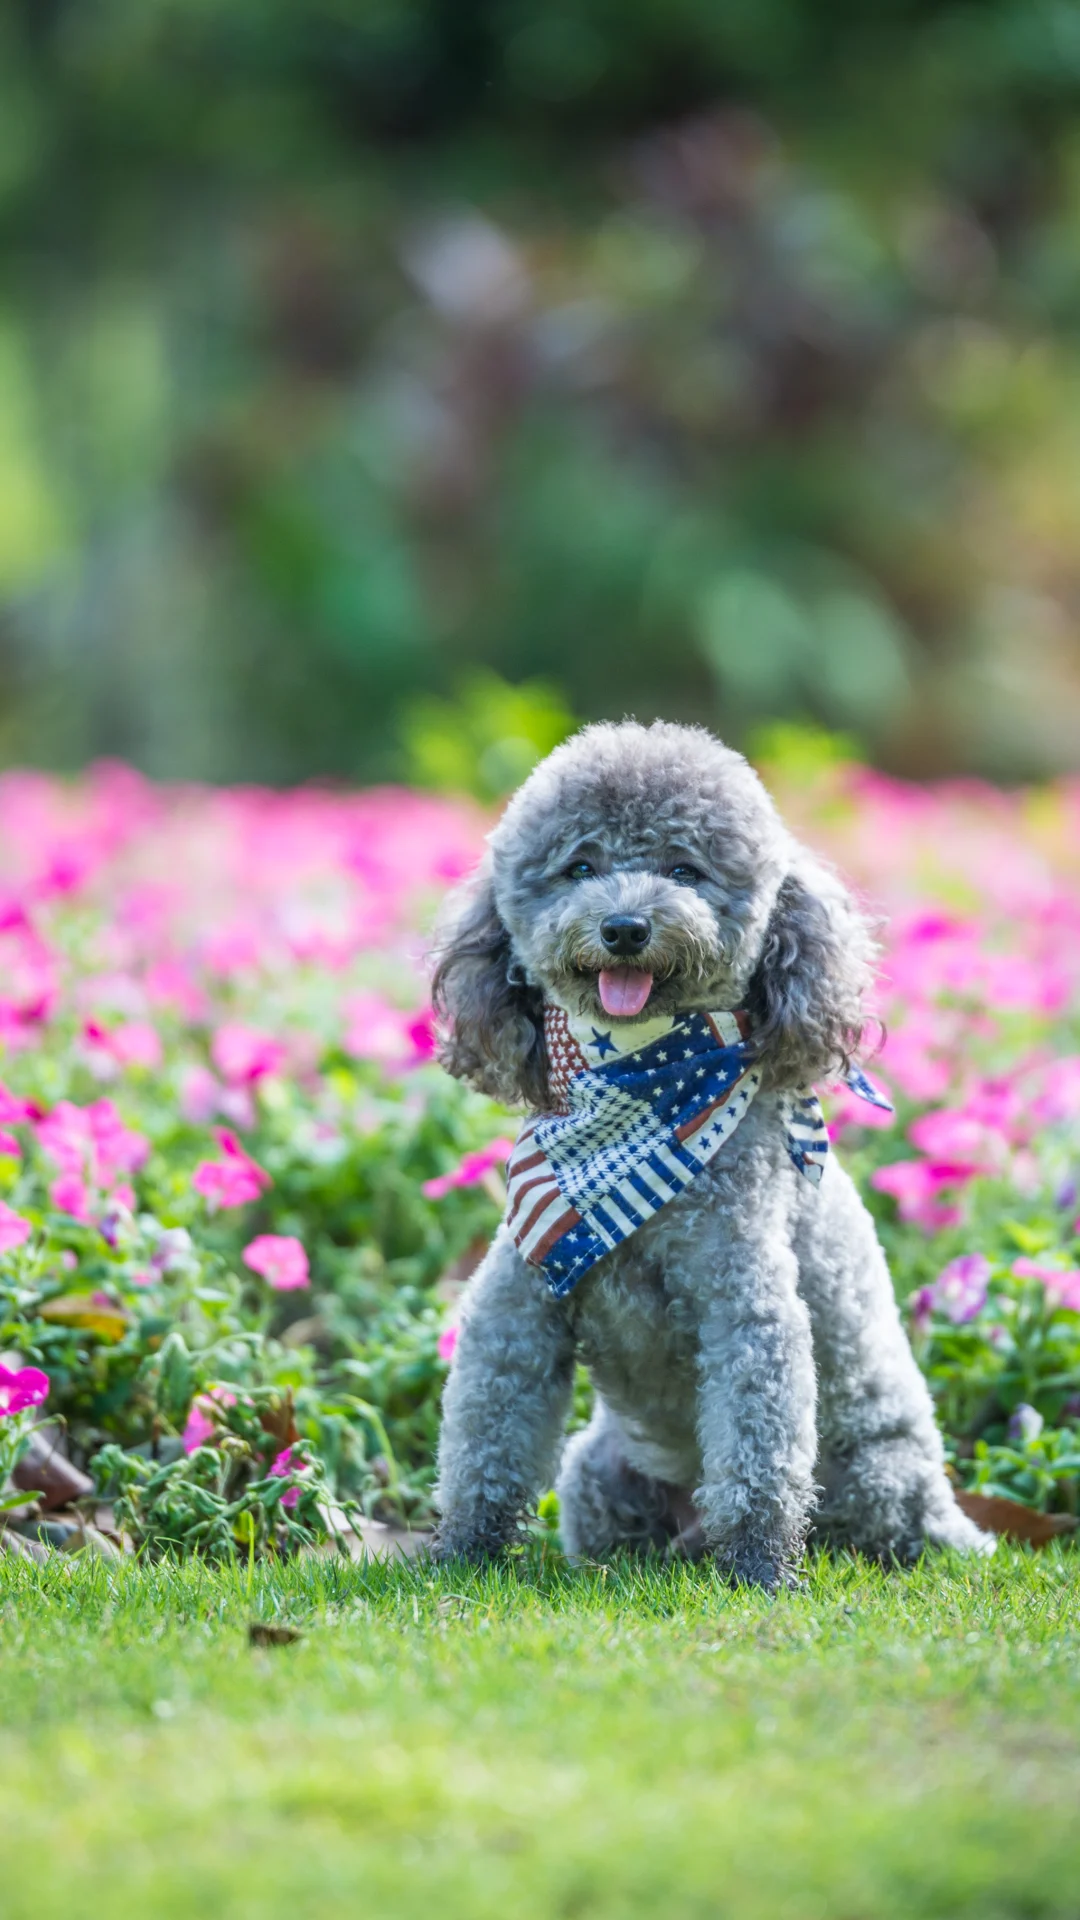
[432, 720, 877, 1108]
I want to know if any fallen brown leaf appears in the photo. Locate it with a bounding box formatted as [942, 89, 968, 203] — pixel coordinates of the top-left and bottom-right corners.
[13, 1428, 93, 1509]
[0, 1528, 49, 1564]
[248, 1621, 303, 1648]
[39, 1294, 129, 1341]
[257, 1390, 300, 1450]
[954, 1488, 1080, 1546]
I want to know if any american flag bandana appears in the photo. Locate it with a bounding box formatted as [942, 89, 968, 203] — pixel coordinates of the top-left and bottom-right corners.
[506, 1003, 892, 1299]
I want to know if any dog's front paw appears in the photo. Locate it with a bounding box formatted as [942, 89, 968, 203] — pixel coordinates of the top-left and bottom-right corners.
[714, 1525, 805, 1595]
[428, 1518, 519, 1566]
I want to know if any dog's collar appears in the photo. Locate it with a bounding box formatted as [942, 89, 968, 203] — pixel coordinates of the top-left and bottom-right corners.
[504, 1002, 891, 1298]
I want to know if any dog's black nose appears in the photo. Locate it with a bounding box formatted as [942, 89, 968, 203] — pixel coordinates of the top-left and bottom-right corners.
[599, 914, 651, 955]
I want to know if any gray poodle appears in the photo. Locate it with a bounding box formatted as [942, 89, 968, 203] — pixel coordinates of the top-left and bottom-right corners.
[429, 720, 990, 1589]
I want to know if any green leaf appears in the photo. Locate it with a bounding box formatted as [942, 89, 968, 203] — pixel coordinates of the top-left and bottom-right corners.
[1001, 1220, 1057, 1255]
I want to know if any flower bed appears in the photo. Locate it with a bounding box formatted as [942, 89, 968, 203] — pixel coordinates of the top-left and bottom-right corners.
[768, 746, 1080, 1517]
[0, 752, 1078, 1555]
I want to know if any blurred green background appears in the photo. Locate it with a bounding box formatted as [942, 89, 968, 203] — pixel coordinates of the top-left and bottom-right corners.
[4, 0, 1080, 789]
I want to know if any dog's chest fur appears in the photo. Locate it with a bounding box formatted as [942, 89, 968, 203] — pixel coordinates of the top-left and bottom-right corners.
[560, 1094, 797, 1483]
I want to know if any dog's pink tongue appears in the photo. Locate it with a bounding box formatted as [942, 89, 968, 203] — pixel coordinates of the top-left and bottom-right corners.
[598, 968, 653, 1018]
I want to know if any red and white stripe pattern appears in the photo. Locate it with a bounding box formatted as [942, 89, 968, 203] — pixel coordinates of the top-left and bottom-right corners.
[505, 1117, 585, 1268]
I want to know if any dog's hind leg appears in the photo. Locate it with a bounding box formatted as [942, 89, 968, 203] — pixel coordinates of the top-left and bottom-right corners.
[793, 1160, 992, 1561]
[556, 1400, 687, 1558]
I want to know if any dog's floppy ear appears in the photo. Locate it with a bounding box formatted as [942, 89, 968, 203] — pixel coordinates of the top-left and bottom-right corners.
[746, 856, 877, 1089]
[431, 855, 547, 1109]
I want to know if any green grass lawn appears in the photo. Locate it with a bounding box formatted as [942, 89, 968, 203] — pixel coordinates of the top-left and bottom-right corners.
[2, 1546, 1079, 1920]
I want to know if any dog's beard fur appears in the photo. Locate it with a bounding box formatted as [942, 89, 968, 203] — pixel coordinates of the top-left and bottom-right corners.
[512, 873, 734, 1024]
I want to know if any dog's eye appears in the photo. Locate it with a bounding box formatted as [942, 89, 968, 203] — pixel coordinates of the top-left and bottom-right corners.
[668, 864, 703, 887]
[564, 861, 595, 882]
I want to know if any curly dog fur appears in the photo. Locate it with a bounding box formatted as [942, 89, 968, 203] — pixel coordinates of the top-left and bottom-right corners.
[430, 720, 991, 1588]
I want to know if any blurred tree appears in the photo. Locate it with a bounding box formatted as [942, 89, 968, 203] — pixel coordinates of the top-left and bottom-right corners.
[2, 0, 1080, 780]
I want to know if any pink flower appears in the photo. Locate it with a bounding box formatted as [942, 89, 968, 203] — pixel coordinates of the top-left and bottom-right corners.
[111, 1021, 164, 1070]
[182, 1387, 236, 1454]
[211, 1023, 286, 1086]
[50, 1173, 93, 1222]
[0, 1360, 49, 1416]
[1012, 1258, 1080, 1312]
[437, 1324, 459, 1363]
[1033, 1056, 1080, 1126]
[87, 1099, 151, 1182]
[931, 1253, 991, 1323]
[36, 1101, 90, 1177]
[1045, 1274, 1076, 1320]
[192, 1156, 266, 1209]
[0, 1082, 35, 1127]
[192, 1129, 271, 1210]
[907, 1108, 1002, 1167]
[405, 1010, 437, 1063]
[0, 920, 59, 1032]
[876, 1024, 953, 1103]
[182, 1402, 216, 1452]
[343, 994, 437, 1070]
[422, 1138, 515, 1201]
[269, 1444, 301, 1509]
[36, 1097, 149, 1192]
[84, 1019, 163, 1072]
[179, 1064, 221, 1125]
[870, 1159, 976, 1229]
[144, 958, 209, 1022]
[1012, 1257, 1059, 1285]
[242, 1233, 309, 1291]
[202, 922, 262, 978]
[0, 1132, 22, 1158]
[0, 1201, 32, 1252]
